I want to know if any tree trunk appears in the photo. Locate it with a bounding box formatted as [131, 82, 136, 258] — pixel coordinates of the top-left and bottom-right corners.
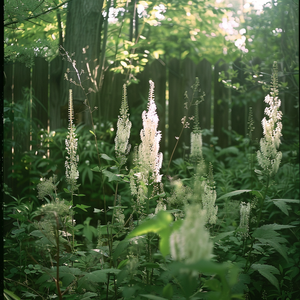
[60, 0, 105, 128]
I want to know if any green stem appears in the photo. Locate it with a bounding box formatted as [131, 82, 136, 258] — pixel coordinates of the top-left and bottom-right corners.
[54, 213, 63, 300]
[245, 175, 270, 272]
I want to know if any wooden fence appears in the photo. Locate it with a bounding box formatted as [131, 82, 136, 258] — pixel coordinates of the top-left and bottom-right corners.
[4, 56, 298, 167]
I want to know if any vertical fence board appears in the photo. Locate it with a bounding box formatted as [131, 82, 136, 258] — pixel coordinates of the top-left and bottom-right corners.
[231, 58, 246, 141]
[168, 58, 183, 159]
[50, 56, 63, 131]
[214, 59, 229, 148]
[13, 63, 31, 152]
[181, 58, 196, 155]
[32, 57, 49, 131]
[197, 59, 212, 144]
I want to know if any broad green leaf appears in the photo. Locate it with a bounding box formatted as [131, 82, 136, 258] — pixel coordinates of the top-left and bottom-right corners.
[113, 240, 130, 262]
[272, 199, 300, 203]
[126, 211, 173, 257]
[184, 260, 228, 275]
[251, 264, 280, 290]
[257, 238, 289, 262]
[163, 283, 173, 300]
[158, 227, 172, 257]
[30, 230, 45, 238]
[101, 153, 114, 161]
[258, 224, 295, 231]
[126, 211, 173, 239]
[271, 199, 290, 215]
[212, 231, 234, 242]
[91, 166, 101, 172]
[4, 289, 21, 300]
[81, 292, 98, 300]
[102, 169, 121, 182]
[217, 190, 252, 201]
[75, 204, 91, 212]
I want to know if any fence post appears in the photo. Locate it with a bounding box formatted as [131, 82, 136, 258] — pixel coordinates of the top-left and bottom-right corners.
[214, 59, 229, 148]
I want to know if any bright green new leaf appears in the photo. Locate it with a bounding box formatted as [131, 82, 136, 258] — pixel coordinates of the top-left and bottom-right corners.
[126, 211, 173, 257]
[126, 211, 173, 239]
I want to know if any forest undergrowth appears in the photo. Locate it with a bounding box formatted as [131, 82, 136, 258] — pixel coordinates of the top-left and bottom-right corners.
[3, 62, 300, 300]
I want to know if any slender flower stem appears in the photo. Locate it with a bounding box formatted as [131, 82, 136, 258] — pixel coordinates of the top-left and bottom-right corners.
[245, 176, 270, 272]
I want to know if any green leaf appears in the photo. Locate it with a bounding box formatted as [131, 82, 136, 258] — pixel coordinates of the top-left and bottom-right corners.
[75, 204, 91, 212]
[158, 226, 172, 257]
[251, 264, 280, 290]
[81, 292, 98, 300]
[113, 240, 130, 262]
[212, 231, 234, 242]
[64, 188, 70, 193]
[126, 211, 173, 257]
[217, 190, 252, 201]
[126, 211, 173, 239]
[91, 166, 101, 172]
[8, 213, 27, 222]
[4, 289, 21, 300]
[184, 260, 228, 275]
[101, 153, 114, 161]
[268, 199, 300, 216]
[271, 199, 290, 215]
[89, 130, 96, 137]
[257, 224, 295, 231]
[257, 238, 289, 262]
[162, 283, 173, 300]
[140, 295, 168, 300]
[102, 169, 121, 182]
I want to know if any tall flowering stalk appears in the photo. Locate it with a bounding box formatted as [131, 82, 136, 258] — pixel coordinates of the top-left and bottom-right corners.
[65, 89, 79, 197]
[130, 80, 163, 216]
[190, 97, 203, 163]
[115, 84, 132, 167]
[112, 85, 132, 226]
[138, 80, 163, 184]
[257, 62, 282, 177]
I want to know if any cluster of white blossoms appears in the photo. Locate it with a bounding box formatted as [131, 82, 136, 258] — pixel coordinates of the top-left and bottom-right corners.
[201, 180, 218, 225]
[238, 202, 251, 237]
[169, 204, 213, 265]
[190, 131, 203, 161]
[115, 84, 132, 166]
[192, 162, 218, 225]
[257, 62, 282, 176]
[65, 89, 79, 191]
[137, 80, 163, 184]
